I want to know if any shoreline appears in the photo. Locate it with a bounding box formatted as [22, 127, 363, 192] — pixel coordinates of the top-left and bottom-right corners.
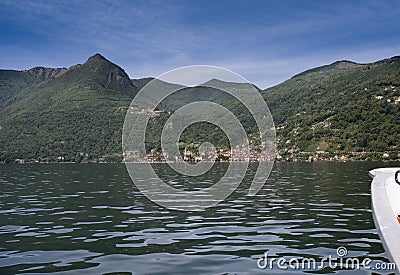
[2, 159, 399, 164]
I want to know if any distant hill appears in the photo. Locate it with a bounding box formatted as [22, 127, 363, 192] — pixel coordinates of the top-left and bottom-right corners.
[0, 54, 399, 162]
[263, 56, 400, 160]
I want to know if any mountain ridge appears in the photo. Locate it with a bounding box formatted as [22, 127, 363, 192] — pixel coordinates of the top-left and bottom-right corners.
[0, 53, 399, 162]
[263, 55, 400, 161]
[292, 60, 365, 79]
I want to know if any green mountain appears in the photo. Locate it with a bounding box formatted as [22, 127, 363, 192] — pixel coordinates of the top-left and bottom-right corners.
[0, 66, 67, 112]
[0, 54, 399, 163]
[0, 54, 138, 162]
[142, 79, 262, 156]
[263, 57, 400, 160]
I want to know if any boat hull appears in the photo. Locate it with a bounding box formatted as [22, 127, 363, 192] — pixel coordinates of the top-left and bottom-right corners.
[370, 168, 400, 274]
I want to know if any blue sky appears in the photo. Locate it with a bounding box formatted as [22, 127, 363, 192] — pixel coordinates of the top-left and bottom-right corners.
[0, 0, 400, 88]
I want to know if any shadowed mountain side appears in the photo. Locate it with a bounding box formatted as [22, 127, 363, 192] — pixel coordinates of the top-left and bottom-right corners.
[0, 54, 399, 162]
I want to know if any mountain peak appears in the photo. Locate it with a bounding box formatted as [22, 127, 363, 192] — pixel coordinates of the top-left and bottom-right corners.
[88, 53, 106, 60]
[86, 53, 107, 62]
[75, 53, 138, 96]
[202, 78, 247, 85]
[202, 78, 259, 90]
[330, 60, 362, 69]
[292, 60, 365, 79]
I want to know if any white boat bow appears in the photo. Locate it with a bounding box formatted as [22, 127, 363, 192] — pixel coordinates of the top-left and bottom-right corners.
[370, 167, 400, 274]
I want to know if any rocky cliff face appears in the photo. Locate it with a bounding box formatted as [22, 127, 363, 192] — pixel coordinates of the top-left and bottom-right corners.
[26, 66, 68, 81]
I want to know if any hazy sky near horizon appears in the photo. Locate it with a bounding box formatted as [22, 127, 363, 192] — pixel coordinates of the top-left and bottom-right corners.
[1, 0, 400, 88]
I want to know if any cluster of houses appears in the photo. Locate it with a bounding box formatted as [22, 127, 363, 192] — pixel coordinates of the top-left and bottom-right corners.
[124, 141, 275, 163]
[374, 85, 400, 104]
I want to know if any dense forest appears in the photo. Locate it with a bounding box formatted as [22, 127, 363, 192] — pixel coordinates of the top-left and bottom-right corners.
[0, 54, 399, 163]
[264, 58, 400, 160]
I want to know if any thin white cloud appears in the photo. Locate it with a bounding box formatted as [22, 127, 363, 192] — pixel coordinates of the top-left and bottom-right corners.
[1, 0, 399, 90]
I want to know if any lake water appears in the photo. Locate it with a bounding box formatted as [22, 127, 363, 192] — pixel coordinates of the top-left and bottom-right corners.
[0, 162, 398, 274]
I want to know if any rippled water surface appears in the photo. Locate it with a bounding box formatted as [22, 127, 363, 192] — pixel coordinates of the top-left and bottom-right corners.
[0, 162, 398, 274]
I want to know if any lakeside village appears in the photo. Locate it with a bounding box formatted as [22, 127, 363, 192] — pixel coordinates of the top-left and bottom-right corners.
[12, 142, 399, 164]
[122, 108, 400, 163]
[9, 107, 400, 164]
[123, 144, 399, 163]
[13, 148, 398, 164]
[123, 140, 275, 163]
